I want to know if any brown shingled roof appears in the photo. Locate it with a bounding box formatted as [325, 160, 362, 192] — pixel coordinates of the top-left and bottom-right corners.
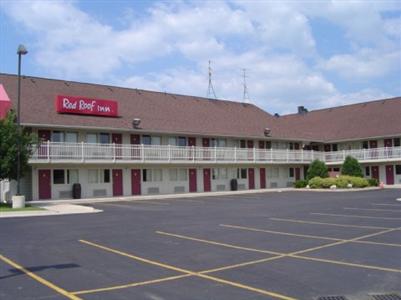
[1, 73, 400, 142]
[0, 73, 276, 139]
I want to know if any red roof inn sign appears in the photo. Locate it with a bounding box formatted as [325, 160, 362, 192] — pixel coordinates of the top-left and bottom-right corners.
[55, 95, 118, 117]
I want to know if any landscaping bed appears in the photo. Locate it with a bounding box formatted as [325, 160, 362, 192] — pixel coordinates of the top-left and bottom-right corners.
[0, 203, 44, 212]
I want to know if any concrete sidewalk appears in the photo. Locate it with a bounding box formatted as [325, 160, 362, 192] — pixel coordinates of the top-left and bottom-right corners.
[0, 204, 102, 218]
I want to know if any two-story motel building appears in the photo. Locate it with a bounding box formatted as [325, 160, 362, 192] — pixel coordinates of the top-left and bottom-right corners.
[0, 73, 400, 201]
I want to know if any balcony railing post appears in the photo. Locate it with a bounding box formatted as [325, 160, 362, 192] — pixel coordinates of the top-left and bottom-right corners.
[214, 146, 217, 162]
[253, 147, 256, 162]
[342, 150, 345, 161]
[141, 144, 145, 162]
[112, 143, 116, 162]
[47, 140, 50, 162]
[286, 148, 289, 162]
[168, 145, 171, 162]
[192, 145, 195, 162]
[311, 149, 314, 161]
[81, 141, 84, 162]
[234, 147, 237, 162]
[270, 148, 273, 162]
[301, 149, 304, 162]
[363, 148, 366, 160]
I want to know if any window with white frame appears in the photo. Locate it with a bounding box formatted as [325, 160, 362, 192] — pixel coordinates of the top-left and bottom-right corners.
[289, 168, 294, 178]
[67, 169, 79, 184]
[268, 167, 279, 178]
[88, 169, 110, 183]
[212, 168, 228, 180]
[168, 137, 177, 146]
[143, 169, 163, 182]
[236, 168, 247, 179]
[53, 169, 79, 184]
[168, 168, 188, 181]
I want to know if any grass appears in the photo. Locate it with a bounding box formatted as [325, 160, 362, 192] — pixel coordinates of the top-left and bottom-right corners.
[0, 202, 44, 212]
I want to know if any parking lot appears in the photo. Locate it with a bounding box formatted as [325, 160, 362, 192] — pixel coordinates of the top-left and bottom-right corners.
[1, 189, 400, 300]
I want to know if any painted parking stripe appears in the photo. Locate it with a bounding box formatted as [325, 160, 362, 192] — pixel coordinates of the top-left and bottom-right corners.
[344, 207, 401, 212]
[72, 274, 191, 295]
[0, 254, 81, 300]
[372, 203, 401, 207]
[310, 212, 401, 220]
[79, 240, 297, 300]
[156, 227, 401, 273]
[269, 217, 393, 230]
[220, 224, 401, 248]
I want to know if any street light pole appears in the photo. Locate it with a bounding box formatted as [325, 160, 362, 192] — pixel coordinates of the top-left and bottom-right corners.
[16, 44, 28, 196]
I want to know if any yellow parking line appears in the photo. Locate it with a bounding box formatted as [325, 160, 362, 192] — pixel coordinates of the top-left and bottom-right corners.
[156, 231, 282, 256]
[0, 254, 81, 300]
[72, 274, 191, 295]
[310, 212, 401, 220]
[269, 217, 392, 230]
[79, 240, 297, 300]
[220, 224, 401, 248]
[220, 224, 340, 241]
[156, 226, 401, 273]
[344, 207, 401, 212]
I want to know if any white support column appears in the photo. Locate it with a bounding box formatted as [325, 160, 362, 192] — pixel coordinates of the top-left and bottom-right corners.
[81, 141, 84, 162]
[141, 144, 145, 162]
[112, 143, 116, 162]
[168, 145, 171, 162]
[47, 140, 50, 162]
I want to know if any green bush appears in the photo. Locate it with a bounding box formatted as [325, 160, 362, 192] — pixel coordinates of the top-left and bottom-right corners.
[341, 156, 363, 177]
[306, 160, 329, 181]
[308, 175, 369, 189]
[294, 179, 308, 188]
[368, 178, 379, 186]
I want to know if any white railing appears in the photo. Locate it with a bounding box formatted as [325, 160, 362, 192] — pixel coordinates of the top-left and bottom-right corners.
[30, 142, 401, 164]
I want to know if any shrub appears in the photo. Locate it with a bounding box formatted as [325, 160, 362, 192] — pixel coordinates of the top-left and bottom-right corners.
[334, 176, 349, 188]
[308, 175, 369, 189]
[294, 179, 308, 188]
[306, 160, 329, 181]
[308, 177, 324, 189]
[348, 176, 369, 188]
[341, 156, 363, 177]
[368, 178, 379, 186]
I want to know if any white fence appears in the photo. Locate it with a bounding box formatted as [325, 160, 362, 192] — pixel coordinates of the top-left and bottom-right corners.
[29, 142, 401, 164]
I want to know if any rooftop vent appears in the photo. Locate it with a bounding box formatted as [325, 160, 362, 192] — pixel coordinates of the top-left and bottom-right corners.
[264, 128, 271, 137]
[132, 118, 141, 129]
[298, 106, 308, 114]
[274, 113, 280, 118]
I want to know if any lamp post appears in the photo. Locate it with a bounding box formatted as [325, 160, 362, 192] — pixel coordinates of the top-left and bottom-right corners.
[16, 44, 28, 198]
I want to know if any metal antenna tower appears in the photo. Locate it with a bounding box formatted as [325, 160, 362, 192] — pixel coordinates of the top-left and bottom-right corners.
[206, 60, 217, 99]
[242, 68, 250, 103]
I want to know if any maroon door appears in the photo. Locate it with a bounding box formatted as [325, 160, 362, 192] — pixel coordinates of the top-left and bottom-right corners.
[259, 141, 265, 149]
[112, 133, 122, 159]
[324, 144, 331, 152]
[202, 138, 210, 147]
[260, 168, 266, 189]
[38, 169, 51, 200]
[203, 168, 211, 192]
[369, 140, 378, 148]
[189, 169, 197, 192]
[112, 169, 123, 196]
[295, 167, 301, 181]
[385, 165, 394, 185]
[294, 143, 300, 150]
[247, 140, 254, 148]
[131, 169, 141, 195]
[240, 140, 246, 148]
[384, 139, 393, 147]
[38, 130, 51, 159]
[131, 134, 140, 159]
[248, 168, 255, 189]
[188, 137, 196, 146]
[371, 166, 379, 181]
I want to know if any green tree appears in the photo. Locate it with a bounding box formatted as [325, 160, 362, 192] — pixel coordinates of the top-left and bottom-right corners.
[341, 156, 363, 177]
[306, 159, 329, 181]
[0, 110, 36, 181]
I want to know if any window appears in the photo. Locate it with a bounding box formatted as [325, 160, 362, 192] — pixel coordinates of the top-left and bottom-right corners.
[396, 165, 401, 175]
[213, 168, 228, 180]
[289, 168, 294, 178]
[268, 167, 279, 178]
[65, 132, 78, 143]
[99, 133, 109, 144]
[362, 141, 369, 149]
[67, 170, 79, 184]
[86, 133, 97, 144]
[88, 169, 110, 183]
[236, 168, 247, 179]
[333, 167, 340, 172]
[289, 143, 294, 150]
[142, 135, 151, 145]
[365, 166, 370, 176]
[168, 137, 177, 146]
[53, 169, 65, 184]
[332, 144, 338, 151]
[52, 131, 64, 142]
[394, 138, 401, 147]
[178, 137, 187, 147]
[151, 136, 161, 145]
[266, 141, 272, 149]
[88, 170, 98, 183]
[169, 169, 188, 181]
[143, 169, 163, 182]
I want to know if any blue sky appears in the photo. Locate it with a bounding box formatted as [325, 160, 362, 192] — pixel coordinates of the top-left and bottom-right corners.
[1, 0, 400, 114]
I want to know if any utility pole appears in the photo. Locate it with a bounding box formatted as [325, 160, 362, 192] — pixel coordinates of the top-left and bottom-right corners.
[242, 68, 250, 103]
[206, 60, 217, 99]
